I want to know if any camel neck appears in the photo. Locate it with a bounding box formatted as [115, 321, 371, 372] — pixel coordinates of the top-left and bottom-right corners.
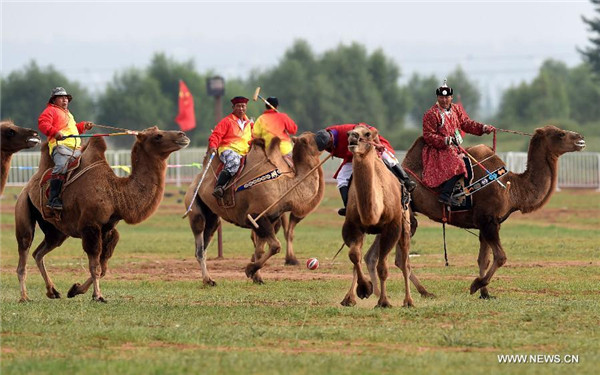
[119, 143, 166, 224]
[510, 141, 558, 213]
[352, 150, 382, 224]
[1, 152, 12, 193]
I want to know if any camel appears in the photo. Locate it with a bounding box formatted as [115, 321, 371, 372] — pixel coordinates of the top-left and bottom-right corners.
[339, 125, 415, 308]
[1, 120, 41, 195]
[184, 132, 324, 285]
[402, 125, 586, 298]
[15, 127, 190, 302]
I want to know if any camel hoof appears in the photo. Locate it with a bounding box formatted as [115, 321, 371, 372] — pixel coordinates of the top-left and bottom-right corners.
[479, 294, 496, 300]
[376, 300, 393, 309]
[356, 281, 373, 299]
[340, 296, 356, 307]
[470, 278, 488, 295]
[203, 279, 217, 287]
[403, 298, 414, 308]
[93, 296, 107, 303]
[67, 283, 82, 298]
[47, 288, 61, 299]
[284, 257, 299, 266]
[245, 263, 260, 278]
[19, 297, 31, 303]
[421, 292, 436, 299]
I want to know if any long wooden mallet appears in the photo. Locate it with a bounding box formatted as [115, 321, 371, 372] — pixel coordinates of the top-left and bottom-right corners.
[247, 153, 333, 229]
[182, 151, 216, 218]
[253, 87, 278, 112]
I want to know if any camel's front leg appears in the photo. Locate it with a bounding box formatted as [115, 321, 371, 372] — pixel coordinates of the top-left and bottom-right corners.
[81, 226, 106, 302]
[249, 235, 267, 284]
[394, 244, 435, 298]
[188, 202, 219, 286]
[245, 216, 281, 283]
[470, 218, 506, 295]
[395, 217, 414, 307]
[364, 235, 381, 297]
[342, 222, 371, 302]
[376, 223, 403, 308]
[15, 196, 37, 302]
[283, 213, 301, 266]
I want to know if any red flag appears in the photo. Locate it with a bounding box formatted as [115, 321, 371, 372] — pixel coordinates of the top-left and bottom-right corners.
[175, 80, 196, 131]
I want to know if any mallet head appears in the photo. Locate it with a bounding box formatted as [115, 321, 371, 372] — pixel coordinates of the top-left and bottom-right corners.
[253, 87, 261, 101]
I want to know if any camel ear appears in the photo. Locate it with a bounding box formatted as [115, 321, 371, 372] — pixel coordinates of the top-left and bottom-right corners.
[292, 136, 298, 143]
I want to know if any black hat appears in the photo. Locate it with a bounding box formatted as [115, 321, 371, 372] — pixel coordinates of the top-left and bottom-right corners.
[315, 129, 331, 151]
[266, 96, 279, 108]
[48, 87, 73, 103]
[435, 79, 453, 96]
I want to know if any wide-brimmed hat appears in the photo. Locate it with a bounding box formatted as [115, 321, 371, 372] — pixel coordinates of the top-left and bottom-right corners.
[435, 79, 453, 97]
[48, 87, 73, 103]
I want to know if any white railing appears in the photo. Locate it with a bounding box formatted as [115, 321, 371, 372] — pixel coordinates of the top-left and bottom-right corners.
[6, 148, 600, 190]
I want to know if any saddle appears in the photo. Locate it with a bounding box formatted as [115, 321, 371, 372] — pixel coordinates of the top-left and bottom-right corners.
[213, 156, 247, 208]
[446, 157, 474, 212]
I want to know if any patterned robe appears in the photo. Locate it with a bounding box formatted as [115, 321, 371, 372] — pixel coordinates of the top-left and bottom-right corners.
[421, 103, 485, 188]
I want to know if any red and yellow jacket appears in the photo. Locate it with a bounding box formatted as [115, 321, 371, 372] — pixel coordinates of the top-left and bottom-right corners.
[252, 109, 298, 155]
[38, 104, 88, 154]
[208, 113, 254, 155]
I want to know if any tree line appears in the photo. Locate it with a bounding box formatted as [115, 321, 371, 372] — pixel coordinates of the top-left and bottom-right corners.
[2, 27, 600, 151]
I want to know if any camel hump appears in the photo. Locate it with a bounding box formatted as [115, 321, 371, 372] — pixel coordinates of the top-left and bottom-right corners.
[250, 138, 266, 150]
[267, 137, 282, 158]
[402, 136, 426, 173]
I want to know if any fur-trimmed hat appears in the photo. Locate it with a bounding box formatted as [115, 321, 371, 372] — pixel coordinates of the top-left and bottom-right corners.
[315, 129, 331, 151]
[231, 96, 249, 105]
[435, 79, 453, 97]
[48, 87, 73, 103]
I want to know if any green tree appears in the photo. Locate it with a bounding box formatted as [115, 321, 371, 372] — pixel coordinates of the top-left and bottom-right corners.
[1, 61, 94, 129]
[447, 65, 481, 117]
[405, 73, 439, 124]
[96, 68, 172, 147]
[579, 0, 600, 76]
[567, 64, 600, 123]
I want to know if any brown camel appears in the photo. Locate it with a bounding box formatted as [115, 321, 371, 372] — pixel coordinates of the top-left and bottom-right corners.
[402, 125, 586, 298]
[1, 120, 41, 195]
[184, 132, 324, 285]
[15, 127, 190, 302]
[340, 125, 414, 308]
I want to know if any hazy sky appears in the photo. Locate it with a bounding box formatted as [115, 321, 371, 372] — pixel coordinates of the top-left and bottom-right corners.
[2, 1, 596, 113]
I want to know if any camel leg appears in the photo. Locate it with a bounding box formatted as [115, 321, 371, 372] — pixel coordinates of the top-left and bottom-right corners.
[476, 233, 493, 299]
[30, 219, 68, 300]
[250, 235, 267, 284]
[394, 244, 435, 298]
[341, 269, 358, 307]
[376, 223, 403, 308]
[68, 227, 119, 298]
[80, 226, 106, 302]
[15, 194, 36, 302]
[364, 235, 381, 297]
[245, 216, 281, 283]
[470, 217, 506, 295]
[283, 213, 301, 266]
[342, 222, 371, 303]
[188, 197, 219, 286]
[397, 217, 414, 307]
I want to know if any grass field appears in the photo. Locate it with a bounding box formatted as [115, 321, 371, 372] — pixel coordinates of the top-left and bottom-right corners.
[1, 184, 599, 375]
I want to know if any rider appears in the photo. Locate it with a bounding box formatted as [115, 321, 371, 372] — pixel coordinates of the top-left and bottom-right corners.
[252, 96, 298, 159]
[38, 87, 94, 210]
[207, 96, 254, 198]
[315, 123, 416, 216]
[421, 80, 495, 205]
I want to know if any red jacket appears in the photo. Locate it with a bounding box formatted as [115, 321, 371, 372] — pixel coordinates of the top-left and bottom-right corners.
[208, 113, 254, 155]
[421, 103, 485, 187]
[38, 104, 87, 153]
[326, 123, 394, 178]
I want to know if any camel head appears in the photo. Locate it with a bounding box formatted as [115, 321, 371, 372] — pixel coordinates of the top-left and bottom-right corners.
[135, 126, 190, 158]
[292, 131, 322, 164]
[1, 120, 41, 154]
[532, 125, 585, 156]
[347, 124, 378, 156]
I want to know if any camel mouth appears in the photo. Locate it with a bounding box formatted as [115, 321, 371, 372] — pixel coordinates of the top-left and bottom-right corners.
[348, 144, 358, 152]
[174, 138, 191, 148]
[575, 140, 585, 150]
[27, 137, 41, 146]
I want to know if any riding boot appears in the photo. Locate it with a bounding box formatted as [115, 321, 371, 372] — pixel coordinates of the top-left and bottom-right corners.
[213, 170, 232, 198]
[389, 164, 416, 192]
[438, 175, 461, 205]
[47, 178, 64, 210]
[337, 185, 349, 216]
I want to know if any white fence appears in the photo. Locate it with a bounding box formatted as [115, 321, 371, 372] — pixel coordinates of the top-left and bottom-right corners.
[6, 148, 600, 190]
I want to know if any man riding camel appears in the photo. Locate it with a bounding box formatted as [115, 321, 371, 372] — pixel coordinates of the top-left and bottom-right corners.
[207, 96, 254, 198]
[421, 80, 495, 205]
[38, 87, 94, 210]
[314, 123, 416, 216]
[252, 96, 298, 160]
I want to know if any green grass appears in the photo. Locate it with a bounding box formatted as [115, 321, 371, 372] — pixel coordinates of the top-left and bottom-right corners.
[1, 185, 599, 375]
